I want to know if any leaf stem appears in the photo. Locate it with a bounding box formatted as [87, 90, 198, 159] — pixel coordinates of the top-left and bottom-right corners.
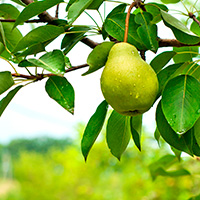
[0, 57, 18, 74]
[180, 0, 189, 14]
[97, 10, 104, 23]
[104, 1, 106, 21]
[187, 59, 200, 75]
[25, 67, 33, 76]
[84, 11, 101, 31]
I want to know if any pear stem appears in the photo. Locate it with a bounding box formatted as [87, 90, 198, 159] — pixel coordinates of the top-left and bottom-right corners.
[124, 2, 137, 43]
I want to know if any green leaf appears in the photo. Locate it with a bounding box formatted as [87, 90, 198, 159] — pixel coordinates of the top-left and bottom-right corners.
[154, 128, 160, 146]
[171, 146, 182, 160]
[161, 10, 200, 44]
[102, 3, 127, 40]
[67, 0, 93, 25]
[0, 85, 23, 117]
[191, 17, 200, 36]
[0, 23, 6, 49]
[0, 43, 5, 54]
[81, 100, 108, 161]
[134, 10, 158, 52]
[0, 3, 20, 19]
[149, 154, 190, 180]
[87, 0, 104, 10]
[161, 0, 180, 3]
[106, 3, 127, 18]
[0, 47, 10, 60]
[45, 76, 75, 114]
[18, 37, 56, 57]
[17, 40, 49, 57]
[149, 155, 177, 180]
[106, 110, 131, 160]
[12, 25, 65, 53]
[83, 42, 114, 75]
[157, 63, 184, 97]
[18, 60, 36, 67]
[173, 46, 199, 63]
[130, 115, 142, 151]
[135, 12, 153, 25]
[50, 19, 68, 27]
[137, 23, 158, 52]
[66, 0, 76, 12]
[0, 22, 23, 52]
[151, 167, 190, 181]
[13, 0, 64, 28]
[0, 71, 14, 95]
[172, 63, 200, 82]
[104, 13, 146, 50]
[182, 128, 200, 156]
[156, 101, 194, 155]
[61, 26, 91, 55]
[24, 50, 66, 75]
[161, 75, 200, 134]
[150, 51, 176, 73]
[10, 0, 26, 7]
[194, 118, 200, 147]
[145, 3, 168, 24]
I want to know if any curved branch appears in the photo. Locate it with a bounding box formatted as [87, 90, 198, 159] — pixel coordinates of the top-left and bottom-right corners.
[124, 1, 137, 43]
[124, 0, 143, 43]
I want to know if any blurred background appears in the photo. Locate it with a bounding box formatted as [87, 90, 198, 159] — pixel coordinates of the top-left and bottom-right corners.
[0, 126, 199, 200]
[0, 0, 200, 199]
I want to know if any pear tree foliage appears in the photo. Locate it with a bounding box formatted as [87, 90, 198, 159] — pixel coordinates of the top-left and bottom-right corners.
[1, 0, 200, 168]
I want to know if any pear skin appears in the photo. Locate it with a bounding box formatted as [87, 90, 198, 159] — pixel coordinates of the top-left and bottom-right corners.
[100, 42, 159, 116]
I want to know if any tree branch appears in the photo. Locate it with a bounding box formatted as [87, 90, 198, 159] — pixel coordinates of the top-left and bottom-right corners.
[81, 37, 99, 48]
[0, 19, 45, 23]
[12, 64, 89, 81]
[158, 38, 200, 47]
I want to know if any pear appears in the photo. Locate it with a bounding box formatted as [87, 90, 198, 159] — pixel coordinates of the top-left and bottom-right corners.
[100, 42, 158, 116]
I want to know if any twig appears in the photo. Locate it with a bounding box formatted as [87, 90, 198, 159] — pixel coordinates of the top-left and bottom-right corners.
[55, 4, 59, 18]
[81, 37, 99, 48]
[140, 50, 146, 61]
[0, 19, 45, 23]
[12, 64, 89, 81]
[158, 38, 200, 47]
[189, 12, 200, 27]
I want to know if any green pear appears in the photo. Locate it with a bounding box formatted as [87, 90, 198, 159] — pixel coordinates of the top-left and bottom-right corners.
[100, 42, 159, 116]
